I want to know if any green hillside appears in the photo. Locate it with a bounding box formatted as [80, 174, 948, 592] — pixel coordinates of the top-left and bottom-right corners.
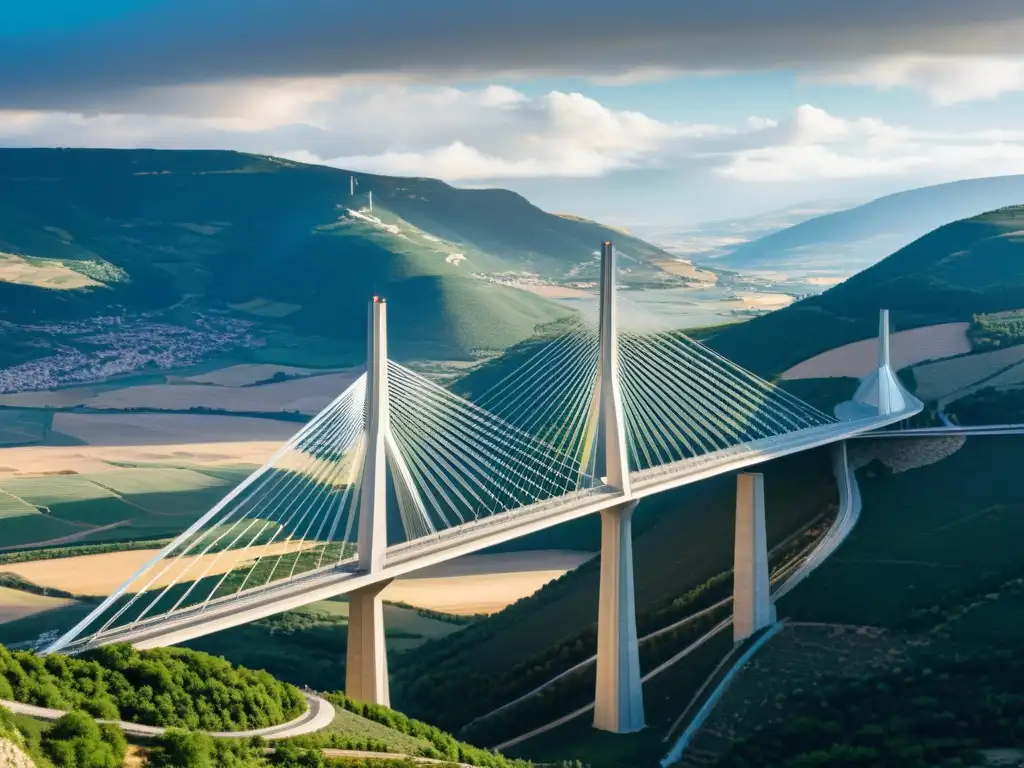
[0, 148, 677, 366]
[707, 205, 1024, 377]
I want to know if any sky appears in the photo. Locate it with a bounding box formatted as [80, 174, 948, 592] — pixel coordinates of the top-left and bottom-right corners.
[4, 1, 1024, 225]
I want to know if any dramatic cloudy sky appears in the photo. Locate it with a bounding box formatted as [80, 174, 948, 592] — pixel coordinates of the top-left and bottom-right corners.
[4, 1, 1024, 224]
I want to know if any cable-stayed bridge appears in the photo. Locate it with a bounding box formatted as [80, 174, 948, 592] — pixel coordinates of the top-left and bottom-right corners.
[42, 243, 922, 734]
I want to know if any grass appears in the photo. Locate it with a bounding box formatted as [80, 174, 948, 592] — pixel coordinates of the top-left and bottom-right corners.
[0, 475, 118, 505]
[80, 468, 225, 495]
[306, 707, 434, 754]
[0, 515, 92, 548]
[782, 435, 1024, 628]
[0, 490, 37, 518]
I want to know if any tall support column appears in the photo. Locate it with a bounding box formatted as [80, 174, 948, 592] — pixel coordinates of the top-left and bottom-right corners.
[593, 501, 645, 733]
[596, 241, 631, 495]
[348, 298, 391, 707]
[878, 308, 891, 372]
[359, 297, 388, 573]
[345, 580, 393, 706]
[592, 241, 643, 733]
[733, 473, 775, 643]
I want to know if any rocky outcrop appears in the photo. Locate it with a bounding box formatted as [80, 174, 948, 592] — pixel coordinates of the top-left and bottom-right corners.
[0, 736, 36, 768]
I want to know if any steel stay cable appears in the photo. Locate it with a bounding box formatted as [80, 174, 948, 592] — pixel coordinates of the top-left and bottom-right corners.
[93, 400, 356, 638]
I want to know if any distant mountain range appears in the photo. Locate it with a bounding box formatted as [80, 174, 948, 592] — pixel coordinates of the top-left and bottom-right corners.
[707, 205, 1024, 377]
[705, 175, 1024, 279]
[632, 199, 853, 260]
[0, 148, 680, 365]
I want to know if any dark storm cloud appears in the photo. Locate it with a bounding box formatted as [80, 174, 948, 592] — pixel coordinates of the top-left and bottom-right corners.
[1, 0, 1023, 110]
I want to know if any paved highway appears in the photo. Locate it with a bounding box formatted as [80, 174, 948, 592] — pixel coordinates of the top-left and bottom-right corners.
[0, 692, 335, 740]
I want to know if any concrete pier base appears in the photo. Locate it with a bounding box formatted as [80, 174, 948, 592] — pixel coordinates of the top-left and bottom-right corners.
[345, 580, 393, 706]
[593, 501, 645, 733]
[733, 472, 775, 643]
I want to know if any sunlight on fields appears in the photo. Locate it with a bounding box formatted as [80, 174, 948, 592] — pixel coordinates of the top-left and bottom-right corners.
[0, 586, 77, 623]
[388, 551, 595, 615]
[0, 252, 103, 290]
[1, 541, 321, 597]
[781, 322, 971, 380]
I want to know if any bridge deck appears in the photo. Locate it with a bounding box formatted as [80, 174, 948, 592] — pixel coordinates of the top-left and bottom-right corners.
[60, 405, 917, 653]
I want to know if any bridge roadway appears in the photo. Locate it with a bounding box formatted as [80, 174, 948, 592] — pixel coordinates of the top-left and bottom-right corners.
[850, 423, 1024, 438]
[66, 408, 914, 653]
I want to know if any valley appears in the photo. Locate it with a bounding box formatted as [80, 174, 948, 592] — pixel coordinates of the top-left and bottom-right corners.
[2, 149, 1024, 768]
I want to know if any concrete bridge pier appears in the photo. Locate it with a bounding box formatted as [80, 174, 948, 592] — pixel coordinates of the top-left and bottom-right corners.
[593, 500, 645, 733]
[345, 296, 393, 706]
[345, 579, 393, 706]
[733, 472, 775, 643]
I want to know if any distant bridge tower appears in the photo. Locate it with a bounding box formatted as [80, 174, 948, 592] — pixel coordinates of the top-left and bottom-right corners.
[732, 473, 775, 643]
[593, 241, 645, 734]
[346, 297, 392, 706]
[851, 309, 908, 416]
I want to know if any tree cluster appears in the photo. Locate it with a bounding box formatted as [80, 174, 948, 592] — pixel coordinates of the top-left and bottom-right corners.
[0, 643, 305, 731]
[1, 706, 126, 768]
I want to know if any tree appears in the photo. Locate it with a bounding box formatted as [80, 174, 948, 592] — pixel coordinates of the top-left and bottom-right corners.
[41, 710, 125, 768]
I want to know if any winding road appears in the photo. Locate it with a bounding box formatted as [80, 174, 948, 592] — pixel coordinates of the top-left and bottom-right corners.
[0, 692, 335, 740]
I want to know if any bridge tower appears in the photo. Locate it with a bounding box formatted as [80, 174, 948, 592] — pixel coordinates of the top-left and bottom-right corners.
[347, 296, 392, 706]
[852, 309, 907, 416]
[593, 241, 645, 734]
[732, 472, 775, 642]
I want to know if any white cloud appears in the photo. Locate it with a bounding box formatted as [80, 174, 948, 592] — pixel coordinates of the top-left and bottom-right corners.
[813, 55, 1024, 104]
[4, 81, 1024, 189]
[0, 83, 749, 182]
[719, 106, 1024, 182]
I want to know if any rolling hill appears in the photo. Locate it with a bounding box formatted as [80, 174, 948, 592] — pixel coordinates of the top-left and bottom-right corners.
[706, 205, 1024, 378]
[0, 148, 679, 366]
[709, 174, 1024, 279]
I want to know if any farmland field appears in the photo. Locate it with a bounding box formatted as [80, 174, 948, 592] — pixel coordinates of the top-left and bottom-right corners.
[0, 408, 85, 448]
[0, 586, 77, 623]
[780, 322, 971, 380]
[387, 551, 595, 615]
[912, 344, 1024, 402]
[184, 363, 342, 386]
[782, 436, 1024, 627]
[50, 411, 299, 445]
[0, 465, 252, 549]
[0, 539, 320, 596]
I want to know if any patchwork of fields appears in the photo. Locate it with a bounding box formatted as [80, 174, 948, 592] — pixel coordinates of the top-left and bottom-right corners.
[0, 464, 252, 549]
[913, 343, 1024, 403]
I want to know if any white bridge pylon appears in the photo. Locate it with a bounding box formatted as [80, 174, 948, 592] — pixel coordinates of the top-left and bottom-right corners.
[43, 244, 920, 733]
